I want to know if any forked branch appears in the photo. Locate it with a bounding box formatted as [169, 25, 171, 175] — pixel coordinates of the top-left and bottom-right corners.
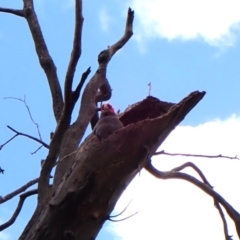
[91, 7, 134, 128]
[0, 189, 38, 231]
[170, 162, 231, 239]
[170, 162, 213, 187]
[7, 125, 49, 149]
[38, 3, 86, 194]
[145, 161, 240, 239]
[52, 8, 135, 190]
[0, 134, 18, 150]
[38, 2, 86, 201]
[95, 7, 134, 103]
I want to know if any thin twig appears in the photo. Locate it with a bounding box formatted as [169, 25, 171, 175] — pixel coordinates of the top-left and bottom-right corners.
[110, 200, 132, 218]
[154, 150, 239, 160]
[108, 199, 138, 223]
[7, 125, 49, 149]
[31, 145, 43, 155]
[0, 189, 38, 231]
[4, 96, 42, 140]
[108, 211, 138, 222]
[0, 178, 38, 204]
[0, 134, 18, 150]
[0, 7, 24, 17]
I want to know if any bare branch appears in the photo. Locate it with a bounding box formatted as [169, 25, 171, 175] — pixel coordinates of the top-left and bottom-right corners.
[1, 0, 63, 206]
[72, 67, 91, 104]
[52, 8, 135, 190]
[171, 162, 213, 187]
[4, 96, 43, 140]
[95, 8, 134, 102]
[145, 161, 240, 238]
[0, 7, 24, 17]
[2, 1, 64, 119]
[31, 145, 44, 155]
[37, 2, 87, 202]
[0, 189, 38, 231]
[7, 125, 49, 149]
[154, 150, 240, 160]
[214, 201, 233, 240]
[169, 161, 232, 239]
[64, 0, 83, 106]
[0, 134, 18, 150]
[23, 0, 63, 121]
[0, 178, 38, 204]
[107, 8, 134, 60]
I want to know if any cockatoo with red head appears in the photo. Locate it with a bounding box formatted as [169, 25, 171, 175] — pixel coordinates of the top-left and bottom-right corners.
[93, 103, 123, 140]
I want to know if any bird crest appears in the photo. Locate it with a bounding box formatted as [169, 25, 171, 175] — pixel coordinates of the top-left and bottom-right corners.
[101, 103, 115, 113]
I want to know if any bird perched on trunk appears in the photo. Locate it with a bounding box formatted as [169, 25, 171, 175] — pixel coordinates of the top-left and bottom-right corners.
[93, 103, 123, 140]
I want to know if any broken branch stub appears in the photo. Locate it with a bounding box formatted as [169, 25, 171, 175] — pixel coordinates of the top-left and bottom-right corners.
[21, 91, 205, 240]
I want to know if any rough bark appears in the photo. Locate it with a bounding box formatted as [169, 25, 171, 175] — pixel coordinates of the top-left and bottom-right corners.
[18, 91, 205, 240]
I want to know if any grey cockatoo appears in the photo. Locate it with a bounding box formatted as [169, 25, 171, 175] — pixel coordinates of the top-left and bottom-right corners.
[93, 103, 123, 140]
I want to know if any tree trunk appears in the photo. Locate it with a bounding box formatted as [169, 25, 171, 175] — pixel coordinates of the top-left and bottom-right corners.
[19, 91, 205, 240]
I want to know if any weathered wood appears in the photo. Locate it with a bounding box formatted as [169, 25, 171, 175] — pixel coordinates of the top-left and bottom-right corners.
[19, 91, 205, 240]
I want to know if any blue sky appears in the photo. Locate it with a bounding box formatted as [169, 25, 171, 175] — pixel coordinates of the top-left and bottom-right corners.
[0, 0, 240, 239]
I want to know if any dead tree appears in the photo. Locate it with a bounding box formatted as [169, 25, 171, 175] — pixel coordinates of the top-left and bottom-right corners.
[0, 1, 240, 240]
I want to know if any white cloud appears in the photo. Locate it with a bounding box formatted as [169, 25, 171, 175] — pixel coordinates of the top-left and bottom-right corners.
[99, 8, 111, 32]
[127, 0, 240, 47]
[109, 114, 240, 240]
